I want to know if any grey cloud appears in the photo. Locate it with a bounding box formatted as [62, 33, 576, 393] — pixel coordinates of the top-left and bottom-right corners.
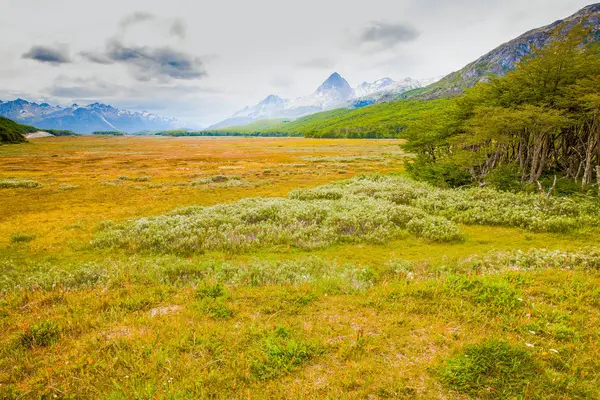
[81, 40, 206, 81]
[47, 76, 128, 98]
[359, 21, 420, 47]
[170, 19, 186, 39]
[78, 51, 112, 64]
[119, 12, 155, 30]
[22, 45, 71, 65]
[46, 75, 215, 101]
[298, 57, 336, 69]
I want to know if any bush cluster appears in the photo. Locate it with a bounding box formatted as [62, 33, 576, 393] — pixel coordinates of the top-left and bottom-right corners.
[94, 175, 598, 254]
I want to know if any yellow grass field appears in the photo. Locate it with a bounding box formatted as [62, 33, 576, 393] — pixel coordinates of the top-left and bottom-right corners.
[1, 136, 599, 399]
[0, 136, 404, 252]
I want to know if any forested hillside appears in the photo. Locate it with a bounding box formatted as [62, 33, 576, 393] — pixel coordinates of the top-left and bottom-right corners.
[404, 25, 600, 192]
[0, 116, 36, 144]
[193, 99, 448, 138]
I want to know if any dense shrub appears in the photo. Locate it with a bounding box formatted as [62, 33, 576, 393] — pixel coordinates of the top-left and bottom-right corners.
[405, 158, 472, 188]
[95, 175, 598, 255]
[484, 164, 523, 192]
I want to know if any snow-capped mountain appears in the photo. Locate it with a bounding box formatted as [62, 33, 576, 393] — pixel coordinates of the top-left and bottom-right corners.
[353, 78, 397, 98]
[0, 99, 181, 134]
[210, 72, 438, 129]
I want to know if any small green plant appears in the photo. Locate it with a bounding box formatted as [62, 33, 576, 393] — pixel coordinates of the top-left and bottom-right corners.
[10, 233, 38, 244]
[196, 283, 226, 299]
[134, 175, 152, 182]
[438, 340, 538, 398]
[251, 327, 320, 380]
[19, 321, 61, 348]
[205, 302, 236, 320]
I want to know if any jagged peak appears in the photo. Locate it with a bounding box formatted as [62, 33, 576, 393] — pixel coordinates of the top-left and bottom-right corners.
[315, 72, 352, 95]
[259, 94, 286, 105]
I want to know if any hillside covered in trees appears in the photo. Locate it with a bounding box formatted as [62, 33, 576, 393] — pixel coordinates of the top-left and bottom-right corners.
[404, 25, 600, 192]
[0, 117, 36, 144]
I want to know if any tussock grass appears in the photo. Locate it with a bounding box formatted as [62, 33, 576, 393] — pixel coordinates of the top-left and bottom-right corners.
[0, 178, 42, 189]
[438, 340, 538, 398]
[190, 174, 251, 188]
[18, 321, 61, 348]
[10, 232, 38, 244]
[250, 327, 322, 380]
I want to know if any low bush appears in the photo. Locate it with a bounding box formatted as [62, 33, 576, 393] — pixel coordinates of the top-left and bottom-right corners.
[0, 179, 42, 189]
[95, 175, 598, 255]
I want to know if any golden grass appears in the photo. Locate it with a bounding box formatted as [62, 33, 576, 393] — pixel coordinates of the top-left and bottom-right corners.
[1, 136, 599, 399]
[0, 136, 405, 253]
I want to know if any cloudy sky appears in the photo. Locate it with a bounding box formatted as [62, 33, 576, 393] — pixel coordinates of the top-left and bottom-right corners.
[0, 0, 593, 127]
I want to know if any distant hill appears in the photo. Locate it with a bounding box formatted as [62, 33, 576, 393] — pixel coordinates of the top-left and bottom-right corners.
[0, 116, 37, 144]
[0, 99, 181, 134]
[199, 99, 449, 138]
[408, 3, 600, 100]
[209, 73, 433, 129]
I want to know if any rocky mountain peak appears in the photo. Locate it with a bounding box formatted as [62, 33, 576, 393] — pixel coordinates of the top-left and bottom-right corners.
[315, 72, 353, 98]
[259, 95, 286, 106]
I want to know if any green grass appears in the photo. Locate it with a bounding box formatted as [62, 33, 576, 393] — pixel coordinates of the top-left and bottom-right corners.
[1, 137, 599, 398]
[250, 326, 322, 380]
[18, 320, 61, 348]
[438, 340, 538, 398]
[221, 118, 290, 132]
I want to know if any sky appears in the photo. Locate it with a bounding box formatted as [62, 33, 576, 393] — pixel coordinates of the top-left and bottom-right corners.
[0, 0, 595, 127]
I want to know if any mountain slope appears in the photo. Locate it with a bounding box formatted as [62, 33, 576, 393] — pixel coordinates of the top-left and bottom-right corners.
[0, 100, 181, 134]
[207, 99, 450, 138]
[0, 116, 37, 144]
[209, 73, 430, 129]
[413, 3, 600, 100]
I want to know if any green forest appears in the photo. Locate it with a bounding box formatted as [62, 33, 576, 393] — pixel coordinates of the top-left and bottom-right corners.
[404, 25, 600, 192]
[0, 117, 36, 144]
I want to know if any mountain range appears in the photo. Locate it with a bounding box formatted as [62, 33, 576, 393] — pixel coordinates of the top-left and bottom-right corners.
[406, 3, 600, 101]
[208, 73, 433, 129]
[2, 4, 599, 134]
[0, 99, 181, 134]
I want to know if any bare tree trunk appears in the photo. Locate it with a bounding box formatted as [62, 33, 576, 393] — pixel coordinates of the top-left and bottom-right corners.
[597, 165, 600, 196]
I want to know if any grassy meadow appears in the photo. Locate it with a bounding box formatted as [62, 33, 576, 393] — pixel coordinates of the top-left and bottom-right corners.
[1, 136, 600, 399]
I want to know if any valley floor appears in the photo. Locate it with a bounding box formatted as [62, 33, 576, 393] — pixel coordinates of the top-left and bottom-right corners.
[0, 136, 598, 399]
